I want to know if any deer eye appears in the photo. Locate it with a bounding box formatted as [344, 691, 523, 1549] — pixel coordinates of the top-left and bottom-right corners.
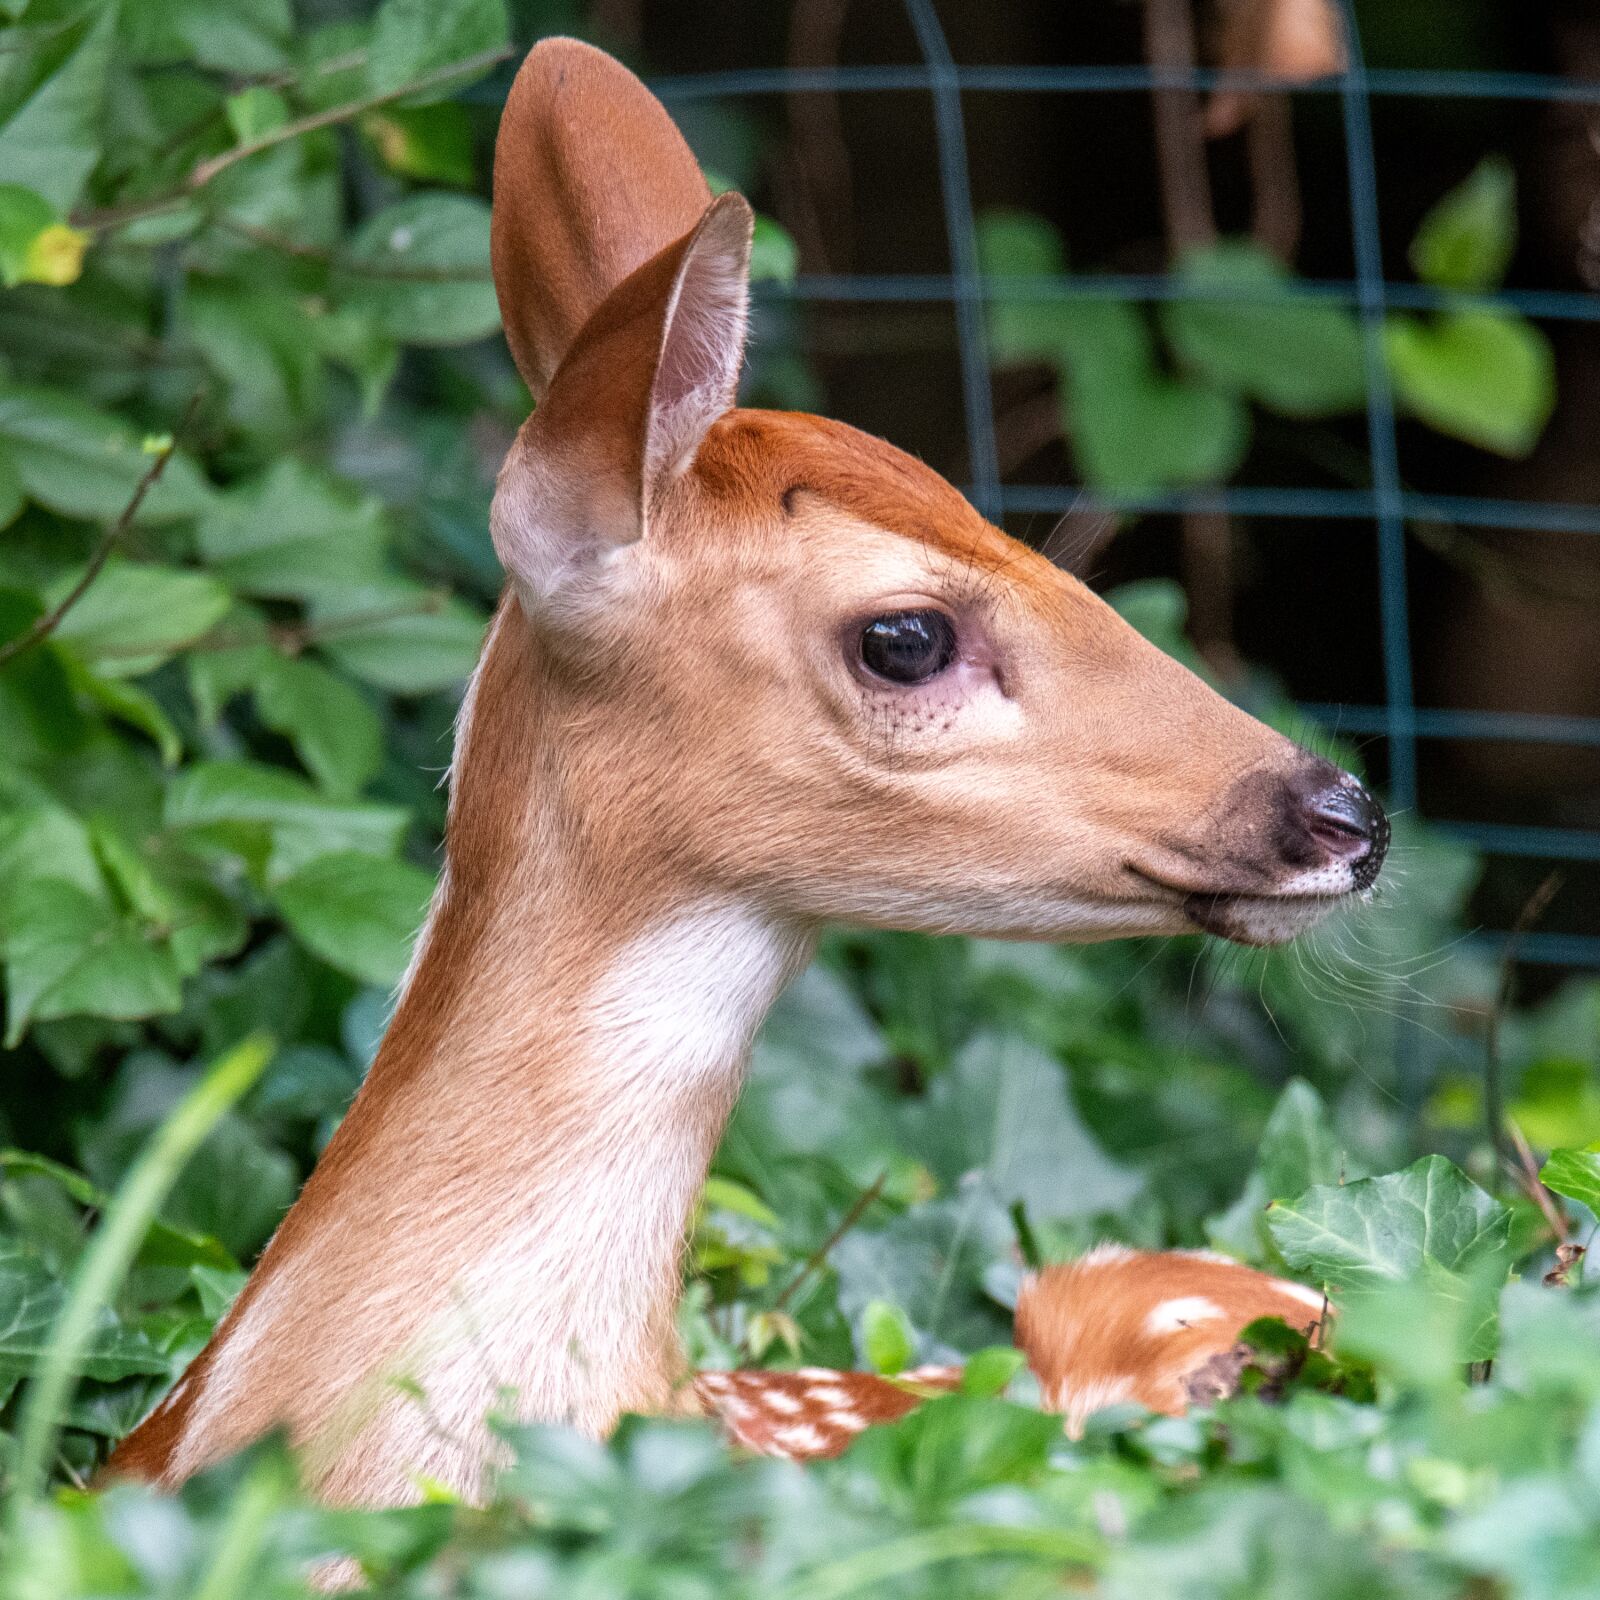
[858, 610, 958, 685]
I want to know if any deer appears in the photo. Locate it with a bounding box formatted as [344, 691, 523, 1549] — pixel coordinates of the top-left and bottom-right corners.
[108, 37, 1384, 1508]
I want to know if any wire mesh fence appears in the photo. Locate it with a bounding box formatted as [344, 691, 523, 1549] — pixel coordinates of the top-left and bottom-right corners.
[491, 1, 1600, 965]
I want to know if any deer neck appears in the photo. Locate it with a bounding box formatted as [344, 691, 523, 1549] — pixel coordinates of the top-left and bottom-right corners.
[166, 600, 813, 1499]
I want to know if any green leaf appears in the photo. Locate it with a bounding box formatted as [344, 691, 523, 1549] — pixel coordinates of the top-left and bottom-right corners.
[1541, 1145, 1600, 1215]
[1267, 1155, 1514, 1361]
[224, 85, 289, 144]
[196, 460, 389, 601]
[362, 103, 475, 187]
[0, 384, 212, 524]
[1162, 241, 1366, 416]
[750, 216, 798, 285]
[60, 653, 184, 762]
[1385, 308, 1555, 456]
[367, 0, 509, 101]
[907, 1033, 1142, 1224]
[315, 582, 486, 694]
[0, 1151, 237, 1272]
[164, 760, 411, 879]
[46, 560, 230, 676]
[0, 183, 87, 287]
[0, 6, 115, 213]
[122, 0, 293, 74]
[337, 195, 500, 345]
[272, 850, 435, 986]
[0, 1242, 172, 1385]
[977, 209, 1067, 277]
[0, 799, 103, 902]
[1004, 299, 1249, 491]
[961, 1345, 1025, 1398]
[1, 878, 182, 1046]
[1411, 155, 1517, 292]
[1257, 1078, 1346, 1201]
[862, 1298, 915, 1374]
[253, 655, 383, 797]
[1268, 1155, 1512, 1289]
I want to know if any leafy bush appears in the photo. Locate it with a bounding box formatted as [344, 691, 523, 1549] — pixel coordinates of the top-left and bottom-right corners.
[2, 2, 1600, 1596]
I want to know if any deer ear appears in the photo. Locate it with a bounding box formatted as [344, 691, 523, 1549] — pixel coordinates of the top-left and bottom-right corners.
[491, 192, 753, 614]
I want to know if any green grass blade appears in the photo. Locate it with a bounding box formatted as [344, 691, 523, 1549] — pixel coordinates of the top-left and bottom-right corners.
[8, 1033, 275, 1504]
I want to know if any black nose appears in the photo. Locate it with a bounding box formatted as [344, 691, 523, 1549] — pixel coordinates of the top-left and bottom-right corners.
[1303, 779, 1389, 891]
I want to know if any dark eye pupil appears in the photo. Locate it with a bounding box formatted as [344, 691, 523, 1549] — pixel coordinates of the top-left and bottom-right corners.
[859, 610, 958, 684]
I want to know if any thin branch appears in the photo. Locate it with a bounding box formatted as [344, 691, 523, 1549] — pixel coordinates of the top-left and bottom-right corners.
[0, 392, 203, 671]
[772, 1170, 889, 1313]
[75, 45, 514, 235]
[1507, 1119, 1569, 1248]
[1484, 871, 1561, 1181]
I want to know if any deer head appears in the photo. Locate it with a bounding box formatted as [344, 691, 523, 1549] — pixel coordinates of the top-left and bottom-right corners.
[484, 38, 1387, 951]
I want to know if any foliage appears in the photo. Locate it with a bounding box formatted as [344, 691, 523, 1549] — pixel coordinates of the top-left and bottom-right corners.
[1, 3, 1599, 1598]
[980, 156, 1556, 490]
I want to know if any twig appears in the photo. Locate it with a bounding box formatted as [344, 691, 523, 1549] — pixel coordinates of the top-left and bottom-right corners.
[74, 45, 514, 235]
[1507, 1120, 1569, 1248]
[1483, 871, 1561, 1181]
[772, 1170, 889, 1313]
[0, 392, 203, 671]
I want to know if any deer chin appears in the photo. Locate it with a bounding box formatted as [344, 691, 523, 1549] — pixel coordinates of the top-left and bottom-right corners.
[1181, 887, 1367, 947]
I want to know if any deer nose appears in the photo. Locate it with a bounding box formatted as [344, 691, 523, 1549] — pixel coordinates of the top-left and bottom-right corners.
[1301, 778, 1389, 891]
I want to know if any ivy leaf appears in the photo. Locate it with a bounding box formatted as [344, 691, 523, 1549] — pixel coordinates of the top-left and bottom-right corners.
[0, 1242, 172, 1385]
[0, 385, 212, 524]
[272, 850, 436, 986]
[253, 655, 383, 797]
[46, 560, 231, 677]
[1541, 1146, 1600, 1215]
[1257, 1078, 1347, 1201]
[1268, 1155, 1512, 1289]
[0, 1151, 237, 1272]
[1410, 156, 1517, 292]
[0, 5, 115, 213]
[1162, 241, 1366, 416]
[1385, 309, 1554, 457]
[0, 878, 182, 1046]
[1267, 1155, 1513, 1361]
[337, 195, 499, 345]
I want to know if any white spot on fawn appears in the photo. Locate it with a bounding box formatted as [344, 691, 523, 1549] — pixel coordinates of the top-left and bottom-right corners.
[1145, 1296, 1225, 1336]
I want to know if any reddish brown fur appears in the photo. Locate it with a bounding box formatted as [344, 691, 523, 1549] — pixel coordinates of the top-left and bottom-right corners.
[1016, 1250, 1327, 1432]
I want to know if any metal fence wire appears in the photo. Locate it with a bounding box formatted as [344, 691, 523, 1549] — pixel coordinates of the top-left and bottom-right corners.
[495, 1, 1600, 967]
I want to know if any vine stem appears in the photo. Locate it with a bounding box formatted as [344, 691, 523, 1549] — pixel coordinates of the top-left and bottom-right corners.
[0, 390, 203, 670]
[772, 1170, 888, 1313]
[74, 44, 514, 234]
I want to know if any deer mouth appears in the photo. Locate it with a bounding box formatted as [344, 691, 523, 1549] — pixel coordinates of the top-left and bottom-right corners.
[1179, 886, 1365, 947]
[1123, 863, 1370, 948]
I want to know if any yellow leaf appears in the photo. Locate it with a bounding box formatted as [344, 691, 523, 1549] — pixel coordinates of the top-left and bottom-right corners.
[23, 222, 88, 286]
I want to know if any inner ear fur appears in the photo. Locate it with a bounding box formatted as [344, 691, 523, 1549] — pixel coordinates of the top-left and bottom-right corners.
[491, 192, 753, 618]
